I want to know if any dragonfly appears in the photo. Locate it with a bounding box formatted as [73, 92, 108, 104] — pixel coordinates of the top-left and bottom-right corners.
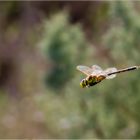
[76, 65, 140, 88]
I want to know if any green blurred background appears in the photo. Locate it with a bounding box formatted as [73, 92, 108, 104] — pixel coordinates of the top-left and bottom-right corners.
[0, 1, 140, 139]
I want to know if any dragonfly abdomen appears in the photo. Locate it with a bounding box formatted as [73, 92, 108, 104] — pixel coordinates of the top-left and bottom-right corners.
[108, 66, 139, 76]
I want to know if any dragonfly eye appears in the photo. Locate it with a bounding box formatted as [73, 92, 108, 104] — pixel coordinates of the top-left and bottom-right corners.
[80, 79, 87, 88]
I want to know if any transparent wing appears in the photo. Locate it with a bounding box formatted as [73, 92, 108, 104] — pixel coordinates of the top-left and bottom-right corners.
[76, 65, 94, 76]
[91, 65, 103, 71]
[104, 67, 117, 79]
[91, 65, 104, 75]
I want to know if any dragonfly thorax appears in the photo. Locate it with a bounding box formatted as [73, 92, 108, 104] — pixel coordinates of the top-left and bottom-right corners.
[80, 75, 106, 88]
[80, 76, 98, 88]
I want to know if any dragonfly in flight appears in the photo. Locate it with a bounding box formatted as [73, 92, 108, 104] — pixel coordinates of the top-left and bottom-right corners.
[76, 65, 140, 88]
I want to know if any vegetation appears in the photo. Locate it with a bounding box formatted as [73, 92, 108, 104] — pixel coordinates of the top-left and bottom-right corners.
[41, 12, 91, 90]
[0, 1, 140, 139]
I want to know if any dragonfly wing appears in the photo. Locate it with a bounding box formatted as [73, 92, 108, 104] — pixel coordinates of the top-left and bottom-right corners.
[104, 67, 117, 79]
[91, 65, 103, 71]
[91, 65, 103, 75]
[76, 65, 94, 76]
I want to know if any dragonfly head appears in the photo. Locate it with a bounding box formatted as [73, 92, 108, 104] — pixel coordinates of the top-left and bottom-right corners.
[80, 79, 88, 88]
[80, 76, 95, 88]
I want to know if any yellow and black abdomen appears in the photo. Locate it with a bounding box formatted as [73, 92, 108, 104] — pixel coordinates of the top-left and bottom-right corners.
[88, 75, 105, 87]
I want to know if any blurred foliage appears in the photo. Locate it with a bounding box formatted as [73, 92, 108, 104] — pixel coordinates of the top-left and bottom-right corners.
[0, 1, 140, 139]
[40, 12, 91, 90]
[35, 1, 140, 139]
[101, 1, 140, 138]
[104, 1, 140, 64]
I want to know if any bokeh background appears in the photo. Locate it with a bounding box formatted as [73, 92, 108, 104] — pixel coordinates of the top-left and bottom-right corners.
[0, 1, 140, 139]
